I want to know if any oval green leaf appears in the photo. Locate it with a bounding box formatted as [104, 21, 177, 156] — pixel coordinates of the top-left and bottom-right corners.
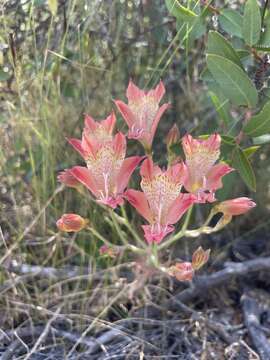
[219, 9, 243, 38]
[242, 0, 262, 46]
[232, 147, 256, 191]
[207, 31, 243, 68]
[206, 54, 258, 108]
[243, 100, 270, 137]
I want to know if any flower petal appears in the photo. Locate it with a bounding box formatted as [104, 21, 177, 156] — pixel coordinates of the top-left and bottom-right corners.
[67, 138, 85, 158]
[113, 132, 126, 158]
[101, 111, 116, 134]
[206, 163, 234, 190]
[166, 193, 196, 224]
[70, 166, 99, 197]
[126, 79, 145, 101]
[140, 157, 162, 181]
[114, 100, 136, 127]
[124, 189, 153, 223]
[146, 102, 170, 148]
[151, 80, 166, 102]
[142, 224, 174, 244]
[84, 114, 97, 132]
[117, 156, 142, 193]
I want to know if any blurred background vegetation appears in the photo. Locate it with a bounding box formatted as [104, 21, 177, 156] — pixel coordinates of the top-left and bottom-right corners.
[0, 0, 270, 350]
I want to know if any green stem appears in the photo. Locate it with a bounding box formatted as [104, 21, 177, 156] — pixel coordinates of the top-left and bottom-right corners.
[120, 206, 147, 248]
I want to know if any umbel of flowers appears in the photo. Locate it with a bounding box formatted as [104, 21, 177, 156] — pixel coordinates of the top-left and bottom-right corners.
[57, 80, 256, 282]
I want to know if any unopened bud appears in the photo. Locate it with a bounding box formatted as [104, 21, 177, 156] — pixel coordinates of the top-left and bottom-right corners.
[56, 214, 88, 232]
[192, 246, 210, 271]
[166, 124, 180, 148]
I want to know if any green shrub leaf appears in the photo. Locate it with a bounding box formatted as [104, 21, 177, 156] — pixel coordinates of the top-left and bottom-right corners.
[242, 0, 261, 46]
[243, 100, 270, 137]
[219, 9, 243, 38]
[165, 0, 197, 22]
[243, 146, 260, 158]
[232, 147, 256, 191]
[206, 54, 258, 108]
[207, 31, 243, 68]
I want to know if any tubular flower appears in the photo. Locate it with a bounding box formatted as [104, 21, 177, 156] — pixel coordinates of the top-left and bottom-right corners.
[58, 169, 82, 189]
[215, 197, 256, 216]
[182, 134, 233, 203]
[115, 80, 170, 151]
[70, 132, 142, 208]
[125, 158, 195, 244]
[67, 111, 116, 160]
[56, 214, 88, 232]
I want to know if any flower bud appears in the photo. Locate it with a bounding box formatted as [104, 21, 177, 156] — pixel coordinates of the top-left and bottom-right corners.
[192, 246, 210, 271]
[216, 197, 256, 216]
[56, 214, 87, 232]
[58, 169, 81, 189]
[166, 124, 180, 148]
[99, 244, 119, 258]
[168, 262, 194, 281]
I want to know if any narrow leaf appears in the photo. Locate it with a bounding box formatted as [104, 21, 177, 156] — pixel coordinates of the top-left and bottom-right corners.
[206, 54, 258, 108]
[244, 100, 270, 137]
[243, 146, 260, 158]
[242, 0, 262, 46]
[232, 147, 256, 191]
[207, 31, 243, 68]
[165, 0, 197, 22]
[219, 9, 243, 38]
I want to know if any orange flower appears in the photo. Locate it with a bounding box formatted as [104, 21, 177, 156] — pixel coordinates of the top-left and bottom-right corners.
[56, 214, 88, 232]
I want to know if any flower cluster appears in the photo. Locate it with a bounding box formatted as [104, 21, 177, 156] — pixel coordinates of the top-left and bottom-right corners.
[57, 79, 256, 282]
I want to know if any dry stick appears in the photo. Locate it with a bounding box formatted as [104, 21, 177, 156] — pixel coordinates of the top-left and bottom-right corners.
[23, 306, 62, 360]
[241, 291, 270, 360]
[168, 257, 270, 309]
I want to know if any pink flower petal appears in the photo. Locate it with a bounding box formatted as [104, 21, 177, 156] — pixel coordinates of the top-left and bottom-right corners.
[146, 102, 170, 148]
[67, 138, 85, 159]
[117, 156, 143, 193]
[207, 163, 234, 190]
[70, 166, 99, 197]
[124, 189, 153, 223]
[84, 114, 97, 132]
[113, 132, 126, 158]
[142, 224, 174, 244]
[126, 79, 145, 101]
[101, 111, 116, 134]
[167, 193, 196, 224]
[114, 100, 136, 127]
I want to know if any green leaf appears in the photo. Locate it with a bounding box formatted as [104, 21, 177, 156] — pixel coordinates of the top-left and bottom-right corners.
[48, 0, 58, 16]
[253, 134, 270, 144]
[207, 31, 243, 68]
[242, 0, 262, 46]
[257, 12, 270, 49]
[0, 68, 11, 81]
[165, 0, 197, 22]
[243, 146, 260, 158]
[232, 147, 256, 191]
[221, 135, 236, 146]
[219, 9, 243, 38]
[209, 91, 232, 127]
[206, 54, 258, 108]
[243, 100, 270, 137]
